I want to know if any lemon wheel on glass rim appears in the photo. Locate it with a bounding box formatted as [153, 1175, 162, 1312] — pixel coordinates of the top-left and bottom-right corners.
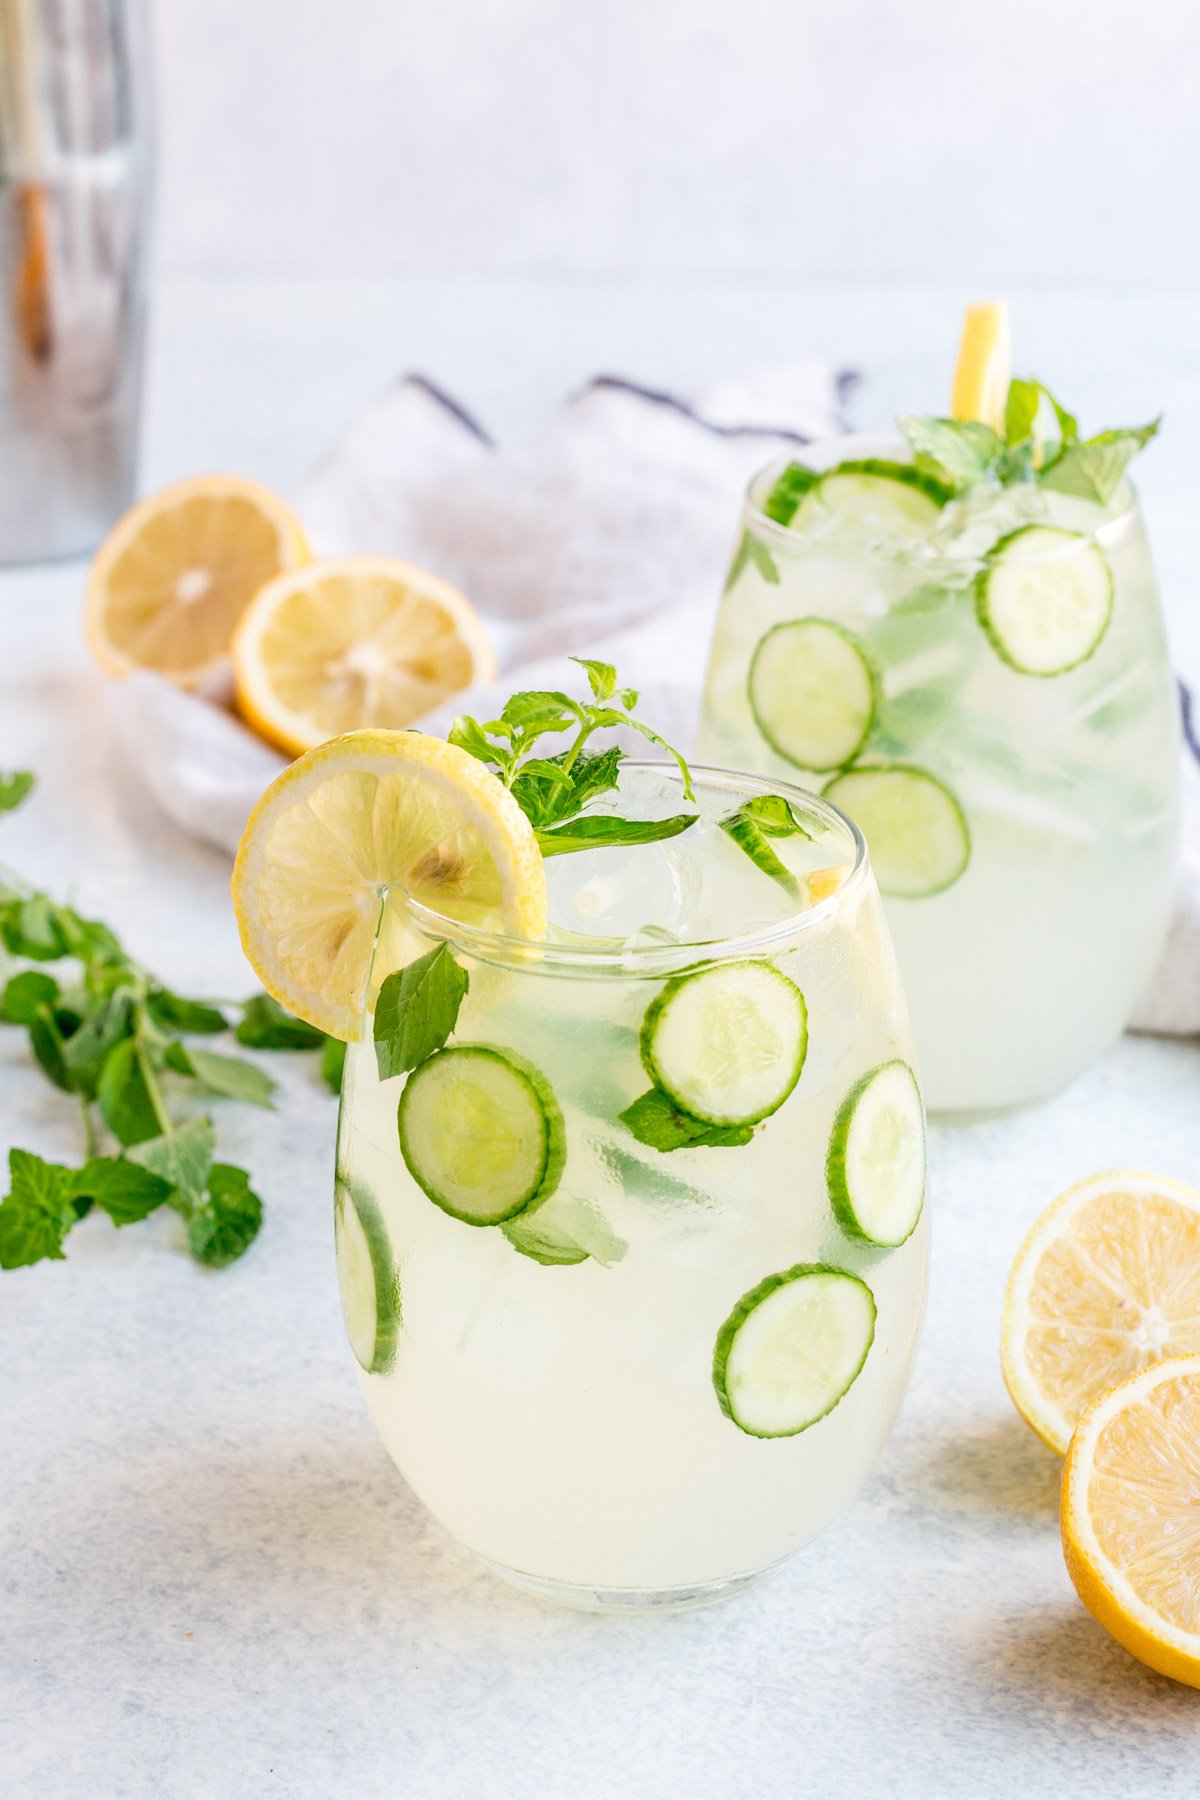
[232, 730, 546, 1041]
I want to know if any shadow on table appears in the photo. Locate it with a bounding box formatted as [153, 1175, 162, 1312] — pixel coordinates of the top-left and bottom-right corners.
[987, 1607, 1196, 1721]
[900, 1413, 1062, 1525]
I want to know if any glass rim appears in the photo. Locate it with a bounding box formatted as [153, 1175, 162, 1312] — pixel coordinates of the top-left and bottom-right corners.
[742, 431, 1140, 559]
[402, 761, 869, 979]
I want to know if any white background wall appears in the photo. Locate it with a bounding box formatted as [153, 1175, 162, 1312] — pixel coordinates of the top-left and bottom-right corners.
[153, 0, 1200, 284]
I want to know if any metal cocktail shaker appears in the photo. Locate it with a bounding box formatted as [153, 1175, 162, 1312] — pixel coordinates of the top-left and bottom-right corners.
[0, 0, 151, 563]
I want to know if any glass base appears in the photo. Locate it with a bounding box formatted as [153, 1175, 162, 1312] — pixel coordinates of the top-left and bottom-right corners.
[481, 1552, 794, 1613]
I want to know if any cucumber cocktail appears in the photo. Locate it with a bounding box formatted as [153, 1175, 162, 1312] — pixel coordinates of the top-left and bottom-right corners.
[329, 771, 926, 1606]
[700, 366, 1179, 1112]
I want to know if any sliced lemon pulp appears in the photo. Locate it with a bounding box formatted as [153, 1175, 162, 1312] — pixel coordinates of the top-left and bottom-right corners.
[1063, 1355, 1200, 1687]
[1002, 1170, 1200, 1454]
[232, 731, 546, 1040]
[232, 557, 496, 757]
[85, 475, 308, 688]
[950, 300, 1011, 432]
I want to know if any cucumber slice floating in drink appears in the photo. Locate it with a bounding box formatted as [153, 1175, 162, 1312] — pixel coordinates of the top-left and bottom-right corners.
[792, 459, 952, 539]
[827, 1060, 925, 1248]
[748, 618, 877, 771]
[398, 1044, 566, 1225]
[640, 960, 807, 1127]
[335, 1179, 401, 1374]
[975, 525, 1113, 675]
[823, 764, 969, 898]
[712, 1264, 877, 1437]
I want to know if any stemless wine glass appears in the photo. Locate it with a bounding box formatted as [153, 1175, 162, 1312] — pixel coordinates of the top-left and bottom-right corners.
[333, 764, 928, 1612]
[700, 438, 1180, 1113]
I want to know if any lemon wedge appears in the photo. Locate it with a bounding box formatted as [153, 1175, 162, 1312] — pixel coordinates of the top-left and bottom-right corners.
[950, 301, 1011, 432]
[232, 731, 546, 1040]
[85, 475, 308, 689]
[1063, 1355, 1200, 1687]
[232, 557, 496, 757]
[1002, 1170, 1200, 1454]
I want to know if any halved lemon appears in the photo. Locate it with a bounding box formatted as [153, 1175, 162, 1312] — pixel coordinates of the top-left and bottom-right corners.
[232, 557, 496, 758]
[1063, 1355, 1200, 1687]
[232, 731, 546, 1039]
[85, 475, 308, 689]
[1002, 1170, 1200, 1454]
[950, 301, 1010, 432]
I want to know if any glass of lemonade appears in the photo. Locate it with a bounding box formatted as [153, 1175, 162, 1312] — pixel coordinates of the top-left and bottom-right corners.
[700, 437, 1180, 1113]
[333, 763, 928, 1610]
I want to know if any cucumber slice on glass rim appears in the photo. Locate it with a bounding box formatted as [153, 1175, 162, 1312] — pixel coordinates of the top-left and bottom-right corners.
[397, 1044, 566, 1226]
[823, 763, 969, 899]
[761, 461, 820, 526]
[975, 525, 1113, 676]
[712, 1263, 877, 1438]
[827, 1060, 926, 1248]
[334, 1179, 401, 1375]
[640, 960, 807, 1128]
[793, 459, 952, 539]
[748, 618, 877, 772]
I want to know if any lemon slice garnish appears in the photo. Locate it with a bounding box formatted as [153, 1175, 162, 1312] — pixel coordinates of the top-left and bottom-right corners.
[85, 475, 308, 689]
[232, 731, 546, 1039]
[232, 556, 496, 757]
[950, 300, 1011, 432]
[1001, 1170, 1200, 1454]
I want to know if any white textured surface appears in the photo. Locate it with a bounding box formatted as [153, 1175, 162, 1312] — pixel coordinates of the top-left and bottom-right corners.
[153, 0, 1200, 285]
[4, 278, 1200, 1797]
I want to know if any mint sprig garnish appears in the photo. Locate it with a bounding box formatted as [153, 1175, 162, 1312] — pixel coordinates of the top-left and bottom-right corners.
[719, 792, 815, 898]
[0, 772, 341, 1270]
[449, 658, 697, 855]
[897, 380, 1159, 508]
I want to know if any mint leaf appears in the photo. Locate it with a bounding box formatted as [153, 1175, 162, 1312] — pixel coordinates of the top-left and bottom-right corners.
[65, 1157, 173, 1226]
[61, 989, 135, 1098]
[0, 1150, 77, 1266]
[619, 1090, 755, 1152]
[320, 1036, 347, 1093]
[187, 1163, 262, 1268]
[236, 993, 325, 1050]
[571, 657, 618, 702]
[145, 988, 228, 1035]
[165, 1043, 277, 1109]
[448, 713, 506, 770]
[739, 793, 813, 839]
[0, 770, 34, 814]
[503, 1193, 627, 1267]
[3, 895, 68, 961]
[96, 1038, 162, 1145]
[1040, 420, 1161, 506]
[1004, 378, 1041, 447]
[374, 942, 469, 1080]
[761, 461, 818, 526]
[128, 1116, 216, 1207]
[2, 970, 58, 1024]
[28, 1005, 72, 1092]
[897, 415, 1002, 489]
[536, 812, 698, 857]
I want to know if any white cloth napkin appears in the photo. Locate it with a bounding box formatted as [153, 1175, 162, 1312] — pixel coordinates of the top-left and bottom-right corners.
[105, 366, 1200, 1036]
[107, 365, 847, 851]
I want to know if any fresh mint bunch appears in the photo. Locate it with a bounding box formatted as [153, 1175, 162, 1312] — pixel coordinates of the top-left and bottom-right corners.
[0, 773, 339, 1271]
[449, 658, 697, 855]
[897, 379, 1160, 508]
